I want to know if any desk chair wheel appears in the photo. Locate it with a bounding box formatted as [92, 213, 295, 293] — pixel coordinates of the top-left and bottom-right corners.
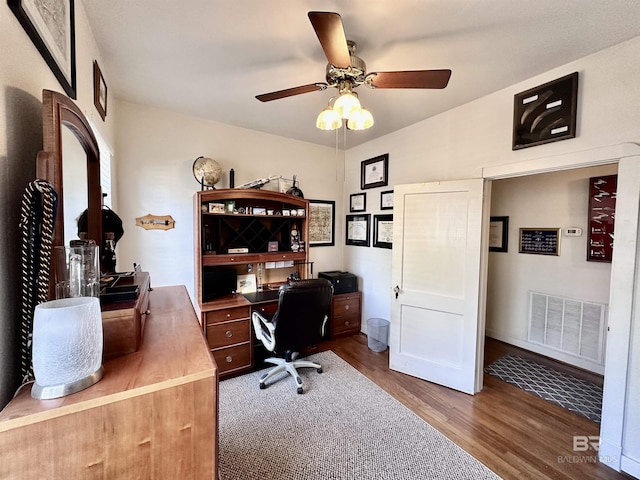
[259, 383, 266, 390]
[317, 367, 323, 374]
[297, 387, 303, 394]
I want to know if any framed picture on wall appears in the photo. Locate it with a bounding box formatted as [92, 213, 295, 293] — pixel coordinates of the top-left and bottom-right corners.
[512, 72, 578, 150]
[519, 228, 560, 256]
[380, 190, 394, 210]
[346, 214, 370, 247]
[373, 214, 393, 249]
[93, 60, 108, 120]
[350, 192, 366, 212]
[489, 216, 509, 252]
[9, 0, 76, 98]
[308, 199, 335, 247]
[361, 154, 389, 190]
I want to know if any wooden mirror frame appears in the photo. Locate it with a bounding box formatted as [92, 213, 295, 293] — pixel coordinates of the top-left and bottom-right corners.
[37, 89, 102, 299]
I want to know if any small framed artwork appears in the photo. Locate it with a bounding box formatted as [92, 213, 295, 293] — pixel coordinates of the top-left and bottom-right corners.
[268, 241, 278, 252]
[373, 214, 393, 249]
[489, 216, 509, 252]
[361, 154, 389, 190]
[512, 72, 578, 150]
[9, 0, 76, 98]
[350, 192, 366, 212]
[519, 228, 560, 256]
[346, 214, 370, 247]
[93, 60, 107, 120]
[308, 199, 335, 247]
[380, 190, 394, 210]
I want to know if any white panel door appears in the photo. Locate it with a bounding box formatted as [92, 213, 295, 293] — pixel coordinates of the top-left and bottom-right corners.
[389, 179, 488, 394]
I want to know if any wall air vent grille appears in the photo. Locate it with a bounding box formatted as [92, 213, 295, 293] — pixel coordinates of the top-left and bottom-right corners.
[528, 291, 606, 364]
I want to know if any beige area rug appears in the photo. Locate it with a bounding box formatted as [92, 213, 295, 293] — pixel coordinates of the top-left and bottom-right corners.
[218, 350, 501, 480]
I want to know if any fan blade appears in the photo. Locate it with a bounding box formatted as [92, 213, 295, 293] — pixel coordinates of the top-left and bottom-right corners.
[256, 83, 328, 102]
[308, 11, 351, 68]
[368, 70, 452, 89]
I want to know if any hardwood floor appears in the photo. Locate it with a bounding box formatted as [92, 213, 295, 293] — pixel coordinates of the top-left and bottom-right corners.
[318, 334, 629, 480]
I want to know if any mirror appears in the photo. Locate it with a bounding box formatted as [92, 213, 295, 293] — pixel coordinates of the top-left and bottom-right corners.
[37, 89, 102, 299]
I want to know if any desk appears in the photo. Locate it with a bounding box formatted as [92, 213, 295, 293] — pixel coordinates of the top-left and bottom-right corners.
[201, 290, 362, 378]
[0, 286, 218, 480]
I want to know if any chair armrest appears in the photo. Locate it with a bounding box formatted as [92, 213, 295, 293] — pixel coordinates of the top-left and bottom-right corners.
[251, 310, 276, 352]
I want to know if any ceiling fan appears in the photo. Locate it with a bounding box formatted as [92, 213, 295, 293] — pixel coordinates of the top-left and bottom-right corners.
[256, 11, 452, 122]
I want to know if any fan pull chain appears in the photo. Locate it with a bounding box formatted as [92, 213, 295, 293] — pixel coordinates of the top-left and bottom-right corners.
[18, 179, 57, 385]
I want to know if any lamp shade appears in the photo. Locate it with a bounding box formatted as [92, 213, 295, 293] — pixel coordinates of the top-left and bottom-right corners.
[31, 296, 104, 399]
[316, 107, 342, 130]
[333, 92, 361, 119]
[347, 107, 374, 130]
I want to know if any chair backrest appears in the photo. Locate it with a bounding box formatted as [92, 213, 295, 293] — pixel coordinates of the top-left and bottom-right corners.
[271, 278, 333, 353]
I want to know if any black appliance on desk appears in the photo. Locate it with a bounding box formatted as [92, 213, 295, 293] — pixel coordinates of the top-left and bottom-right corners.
[318, 271, 358, 294]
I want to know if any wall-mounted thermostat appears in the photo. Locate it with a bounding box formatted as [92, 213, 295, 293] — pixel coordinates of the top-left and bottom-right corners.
[565, 227, 583, 237]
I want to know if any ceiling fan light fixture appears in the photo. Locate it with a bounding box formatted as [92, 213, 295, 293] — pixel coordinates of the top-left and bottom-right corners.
[347, 107, 374, 130]
[316, 106, 342, 130]
[333, 91, 361, 119]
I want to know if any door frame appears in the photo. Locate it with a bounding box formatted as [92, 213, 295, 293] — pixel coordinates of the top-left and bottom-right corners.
[481, 142, 640, 474]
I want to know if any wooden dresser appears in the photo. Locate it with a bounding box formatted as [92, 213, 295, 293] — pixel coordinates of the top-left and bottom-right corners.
[0, 286, 218, 480]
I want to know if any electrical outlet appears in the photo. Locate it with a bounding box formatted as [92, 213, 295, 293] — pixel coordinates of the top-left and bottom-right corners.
[565, 227, 583, 237]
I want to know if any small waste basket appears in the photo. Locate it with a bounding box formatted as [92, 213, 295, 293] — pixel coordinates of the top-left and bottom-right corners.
[367, 318, 390, 352]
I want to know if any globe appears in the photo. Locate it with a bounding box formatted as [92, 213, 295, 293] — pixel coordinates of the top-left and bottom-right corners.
[192, 157, 222, 188]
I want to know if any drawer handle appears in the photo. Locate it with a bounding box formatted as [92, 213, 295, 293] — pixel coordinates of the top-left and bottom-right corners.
[345, 320, 350, 326]
[144, 309, 151, 315]
[345, 305, 350, 310]
[226, 356, 233, 363]
[226, 313, 231, 318]
[225, 330, 233, 338]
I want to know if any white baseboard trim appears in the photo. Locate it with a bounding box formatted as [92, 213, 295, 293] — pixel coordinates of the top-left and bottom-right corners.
[598, 438, 622, 472]
[621, 456, 640, 479]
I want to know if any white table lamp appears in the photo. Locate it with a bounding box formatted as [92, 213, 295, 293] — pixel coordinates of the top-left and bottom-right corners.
[31, 296, 104, 399]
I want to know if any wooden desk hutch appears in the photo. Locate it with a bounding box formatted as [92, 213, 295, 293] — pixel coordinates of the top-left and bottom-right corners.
[194, 189, 361, 379]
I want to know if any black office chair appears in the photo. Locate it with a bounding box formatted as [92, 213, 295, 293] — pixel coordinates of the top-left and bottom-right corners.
[251, 278, 333, 394]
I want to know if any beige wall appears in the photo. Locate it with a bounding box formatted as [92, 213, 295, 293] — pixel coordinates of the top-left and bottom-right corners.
[0, 1, 114, 408]
[344, 36, 640, 338]
[487, 164, 618, 373]
[113, 100, 345, 301]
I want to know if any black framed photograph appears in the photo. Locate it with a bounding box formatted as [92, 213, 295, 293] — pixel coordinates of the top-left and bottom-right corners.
[350, 192, 366, 212]
[308, 200, 335, 247]
[489, 216, 509, 252]
[512, 72, 578, 150]
[9, 0, 76, 99]
[346, 214, 370, 247]
[361, 154, 389, 190]
[380, 190, 394, 210]
[93, 60, 107, 120]
[519, 228, 560, 256]
[373, 214, 393, 249]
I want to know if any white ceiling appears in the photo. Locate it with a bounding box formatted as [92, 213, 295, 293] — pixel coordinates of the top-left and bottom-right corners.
[82, 1, 640, 149]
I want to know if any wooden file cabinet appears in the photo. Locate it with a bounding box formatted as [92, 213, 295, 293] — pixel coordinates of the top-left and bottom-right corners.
[330, 291, 362, 338]
[205, 305, 253, 378]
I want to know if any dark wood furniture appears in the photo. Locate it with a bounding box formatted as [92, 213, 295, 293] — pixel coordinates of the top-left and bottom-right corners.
[100, 271, 151, 358]
[38, 89, 103, 299]
[0, 286, 218, 479]
[194, 189, 311, 377]
[330, 291, 362, 338]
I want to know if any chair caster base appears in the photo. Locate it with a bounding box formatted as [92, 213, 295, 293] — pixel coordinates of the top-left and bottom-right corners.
[259, 383, 266, 390]
[317, 368, 323, 374]
[297, 387, 303, 394]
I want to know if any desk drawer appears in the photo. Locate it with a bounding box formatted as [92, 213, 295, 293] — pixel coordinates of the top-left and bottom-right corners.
[206, 306, 250, 325]
[332, 295, 360, 317]
[211, 344, 251, 374]
[332, 314, 361, 336]
[207, 319, 251, 349]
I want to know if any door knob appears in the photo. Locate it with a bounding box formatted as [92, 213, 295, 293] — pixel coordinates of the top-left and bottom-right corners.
[394, 285, 400, 299]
